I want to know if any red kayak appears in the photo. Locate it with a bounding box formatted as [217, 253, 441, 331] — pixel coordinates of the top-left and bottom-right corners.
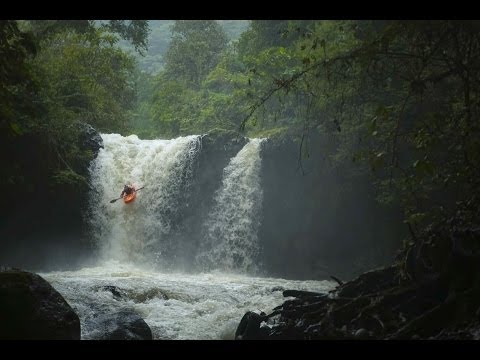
[123, 190, 136, 204]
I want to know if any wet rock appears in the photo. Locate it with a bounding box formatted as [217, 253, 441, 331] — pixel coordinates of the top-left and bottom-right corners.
[255, 216, 480, 340]
[283, 289, 325, 298]
[235, 311, 270, 340]
[129, 288, 169, 303]
[78, 122, 103, 159]
[101, 286, 125, 300]
[0, 269, 80, 340]
[96, 310, 152, 340]
[354, 328, 368, 338]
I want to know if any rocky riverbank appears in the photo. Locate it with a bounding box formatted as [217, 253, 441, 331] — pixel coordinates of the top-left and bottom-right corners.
[235, 212, 480, 340]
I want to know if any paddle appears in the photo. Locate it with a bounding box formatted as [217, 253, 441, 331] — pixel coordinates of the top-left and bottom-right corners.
[109, 186, 145, 203]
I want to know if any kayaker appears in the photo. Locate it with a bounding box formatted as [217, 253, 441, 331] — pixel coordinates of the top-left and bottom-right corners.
[120, 184, 135, 198]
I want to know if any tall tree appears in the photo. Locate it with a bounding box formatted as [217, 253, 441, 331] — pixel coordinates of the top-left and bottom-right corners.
[0, 20, 38, 136]
[163, 20, 228, 88]
[240, 20, 480, 233]
[27, 20, 150, 54]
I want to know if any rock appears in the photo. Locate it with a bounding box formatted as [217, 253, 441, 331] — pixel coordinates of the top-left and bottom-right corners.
[78, 122, 103, 159]
[101, 286, 125, 300]
[354, 328, 369, 339]
[96, 310, 152, 340]
[0, 269, 80, 340]
[337, 265, 400, 298]
[283, 289, 324, 298]
[235, 311, 269, 340]
[129, 288, 169, 303]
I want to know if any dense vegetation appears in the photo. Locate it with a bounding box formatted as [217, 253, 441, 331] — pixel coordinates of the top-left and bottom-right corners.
[116, 20, 250, 75]
[2, 20, 480, 280]
[0, 20, 150, 267]
[1, 20, 147, 191]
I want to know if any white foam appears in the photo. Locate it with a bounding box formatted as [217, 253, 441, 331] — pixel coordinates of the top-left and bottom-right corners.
[87, 134, 201, 264]
[196, 138, 265, 273]
[41, 262, 334, 340]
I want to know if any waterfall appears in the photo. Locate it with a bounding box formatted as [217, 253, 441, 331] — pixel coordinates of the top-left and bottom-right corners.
[42, 135, 335, 340]
[196, 138, 265, 273]
[87, 133, 264, 273]
[87, 134, 201, 266]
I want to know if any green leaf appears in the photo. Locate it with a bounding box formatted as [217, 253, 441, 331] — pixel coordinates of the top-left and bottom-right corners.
[9, 122, 24, 135]
[405, 212, 426, 225]
[413, 159, 435, 176]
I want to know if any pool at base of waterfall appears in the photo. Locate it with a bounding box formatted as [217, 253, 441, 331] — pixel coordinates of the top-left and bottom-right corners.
[41, 261, 334, 340]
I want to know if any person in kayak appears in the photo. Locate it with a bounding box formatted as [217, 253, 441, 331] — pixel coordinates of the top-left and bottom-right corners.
[120, 184, 135, 198]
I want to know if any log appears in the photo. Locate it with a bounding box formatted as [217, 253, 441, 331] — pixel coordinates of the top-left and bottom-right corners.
[283, 289, 325, 298]
[330, 276, 344, 286]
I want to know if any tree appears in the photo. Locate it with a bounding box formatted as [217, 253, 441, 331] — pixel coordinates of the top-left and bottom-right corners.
[0, 20, 38, 136]
[27, 20, 150, 55]
[0, 20, 40, 192]
[1, 20, 141, 191]
[33, 29, 136, 133]
[240, 19, 480, 235]
[237, 20, 315, 59]
[163, 20, 228, 88]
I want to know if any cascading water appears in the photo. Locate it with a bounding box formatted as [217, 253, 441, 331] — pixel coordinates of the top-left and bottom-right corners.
[87, 134, 201, 266]
[39, 133, 334, 340]
[196, 138, 265, 273]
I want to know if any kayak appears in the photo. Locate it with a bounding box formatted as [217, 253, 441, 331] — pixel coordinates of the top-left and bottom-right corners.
[124, 191, 136, 204]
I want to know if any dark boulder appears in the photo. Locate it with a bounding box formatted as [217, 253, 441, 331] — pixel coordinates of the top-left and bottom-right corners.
[0, 268, 80, 340]
[283, 289, 325, 298]
[78, 122, 104, 159]
[235, 311, 270, 340]
[95, 310, 152, 340]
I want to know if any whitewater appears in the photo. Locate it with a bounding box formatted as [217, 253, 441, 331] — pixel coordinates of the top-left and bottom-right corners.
[40, 133, 334, 339]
